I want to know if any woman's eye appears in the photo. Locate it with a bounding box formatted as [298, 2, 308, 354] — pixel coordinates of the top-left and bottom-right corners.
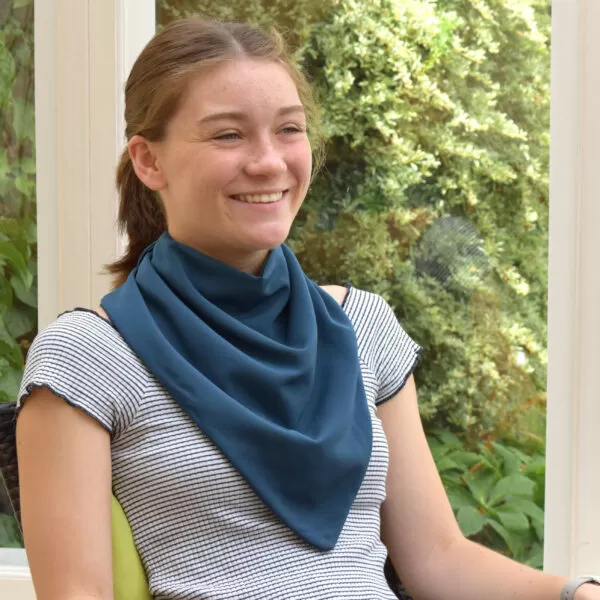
[215, 132, 241, 141]
[281, 126, 304, 135]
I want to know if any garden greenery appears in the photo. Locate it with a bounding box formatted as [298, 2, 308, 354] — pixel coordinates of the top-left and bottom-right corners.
[159, 0, 550, 443]
[0, 0, 36, 404]
[0, 0, 35, 548]
[0, 0, 551, 562]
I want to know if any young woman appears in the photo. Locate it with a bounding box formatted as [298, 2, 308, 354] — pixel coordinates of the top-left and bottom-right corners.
[15, 18, 600, 600]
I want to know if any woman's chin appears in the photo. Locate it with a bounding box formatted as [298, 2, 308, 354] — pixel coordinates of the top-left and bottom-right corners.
[242, 226, 292, 251]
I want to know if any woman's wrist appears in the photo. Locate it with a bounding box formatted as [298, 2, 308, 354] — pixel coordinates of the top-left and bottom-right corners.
[574, 582, 600, 600]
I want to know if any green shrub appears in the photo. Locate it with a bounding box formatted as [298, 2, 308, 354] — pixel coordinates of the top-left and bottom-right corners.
[429, 430, 545, 567]
[296, 0, 550, 440]
[0, 0, 37, 404]
[0, 0, 34, 550]
[159, 0, 550, 441]
[157, 0, 333, 51]
[289, 210, 546, 444]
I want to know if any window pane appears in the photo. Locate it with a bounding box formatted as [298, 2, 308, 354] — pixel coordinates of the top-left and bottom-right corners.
[0, 0, 36, 550]
[157, 0, 550, 570]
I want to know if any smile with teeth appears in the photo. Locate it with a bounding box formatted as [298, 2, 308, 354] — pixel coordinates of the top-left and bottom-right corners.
[232, 191, 285, 204]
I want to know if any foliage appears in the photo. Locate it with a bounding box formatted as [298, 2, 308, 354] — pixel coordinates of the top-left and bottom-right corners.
[429, 430, 545, 567]
[0, 470, 21, 548]
[0, 512, 21, 548]
[158, 0, 551, 443]
[296, 0, 551, 440]
[157, 0, 333, 51]
[0, 0, 34, 549]
[0, 0, 37, 404]
[290, 210, 547, 444]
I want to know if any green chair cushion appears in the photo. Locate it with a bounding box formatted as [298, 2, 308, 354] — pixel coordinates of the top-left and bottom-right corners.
[111, 494, 152, 600]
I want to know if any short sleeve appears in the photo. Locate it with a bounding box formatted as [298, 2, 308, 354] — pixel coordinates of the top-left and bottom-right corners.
[18, 310, 144, 436]
[371, 297, 421, 404]
[345, 289, 422, 405]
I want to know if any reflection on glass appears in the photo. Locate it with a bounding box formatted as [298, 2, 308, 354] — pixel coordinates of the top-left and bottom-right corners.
[0, 0, 36, 550]
[157, 0, 550, 567]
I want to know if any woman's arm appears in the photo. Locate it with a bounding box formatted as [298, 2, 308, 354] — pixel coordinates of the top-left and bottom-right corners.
[17, 387, 113, 600]
[378, 376, 600, 600]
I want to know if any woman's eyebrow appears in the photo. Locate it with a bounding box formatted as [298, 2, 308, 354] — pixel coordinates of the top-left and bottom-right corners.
[197, 105, 306, 126]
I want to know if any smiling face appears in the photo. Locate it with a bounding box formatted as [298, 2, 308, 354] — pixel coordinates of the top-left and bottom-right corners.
[132, 58, 313, 273]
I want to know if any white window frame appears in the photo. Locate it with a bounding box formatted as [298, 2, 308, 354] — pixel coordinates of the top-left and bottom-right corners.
[2, 0, 600, 595]
[35, 0, 155, 328]
[544, 0, 600, 577]
[0, 0, 155, 595]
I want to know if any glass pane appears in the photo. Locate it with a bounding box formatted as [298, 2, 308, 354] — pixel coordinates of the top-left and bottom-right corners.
[0, 0, 36, 550]
[157, 0, 550, 570]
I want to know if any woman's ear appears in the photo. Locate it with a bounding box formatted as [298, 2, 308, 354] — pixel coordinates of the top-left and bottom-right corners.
[128, 135, 167, 192]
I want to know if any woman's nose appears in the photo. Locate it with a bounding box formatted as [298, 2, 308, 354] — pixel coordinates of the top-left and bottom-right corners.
[243, 138, 287, 177]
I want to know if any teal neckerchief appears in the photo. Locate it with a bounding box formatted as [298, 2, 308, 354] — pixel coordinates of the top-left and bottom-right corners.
[101, 233, 372, 550]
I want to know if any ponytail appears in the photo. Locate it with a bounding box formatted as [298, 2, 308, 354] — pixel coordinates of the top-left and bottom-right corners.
[106, 148, 166, 288]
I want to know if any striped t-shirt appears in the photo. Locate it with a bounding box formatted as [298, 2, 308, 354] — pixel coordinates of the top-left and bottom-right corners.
[18, 287, 421, 600]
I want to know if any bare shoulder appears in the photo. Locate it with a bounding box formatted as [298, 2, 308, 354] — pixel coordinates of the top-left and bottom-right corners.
[91, 306, 110, 321]
[320, 285, 349, 307]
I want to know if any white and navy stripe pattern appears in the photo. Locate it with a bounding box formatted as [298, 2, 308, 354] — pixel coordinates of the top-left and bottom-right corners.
[19, 287, 421, 600]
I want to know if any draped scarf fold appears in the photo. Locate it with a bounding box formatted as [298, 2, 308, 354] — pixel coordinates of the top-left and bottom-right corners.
[101, 233, 372, 550]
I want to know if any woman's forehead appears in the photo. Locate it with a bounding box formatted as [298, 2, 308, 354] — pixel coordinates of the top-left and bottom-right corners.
[181, 59, 302, 118]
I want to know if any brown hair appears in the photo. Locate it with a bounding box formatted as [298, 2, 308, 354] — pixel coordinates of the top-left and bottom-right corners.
[106, 18, 324, 287]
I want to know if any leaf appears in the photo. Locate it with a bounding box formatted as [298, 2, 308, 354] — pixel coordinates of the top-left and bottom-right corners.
[5, 306, 34, 339]
[0, 365, 22, 401]
[0, 338, 23, 369]
[0, 218, 22, 238]
[435, 456, 461, 472]
[20, 157, 36, 175]
[12, 99, 35, 143]
[523, 456, 546, 478]
[508, 498, 545, 525]
[429, 429, 464, 449]
[525, 542, 544, 569]
[11, 275, 37, 308]
[25, 222, 36, 244]
[487, 518, 521, 557]
[448, 450, 481, 469]
[0, 325, 23, 368]
[15, 175, 36, 197]
[0, 241, 31, 287]
[489, 474, 536, 505]
[0, 277, 13, 315]
[0, 513, 22, 548]
[472, 444, 499, 471]
[9, 234, 29, 262]
[457, 506, 487, 537]
[13, 0, 34, 8]
[491, 441, 522, 475]
[0, 38, 15, 101]
[495, 507, 530, 534]
[507, 446, 532, 465]
[429, 438, 452, 461]
[446, 486, 478, 511]
[463, 470, 496, 506]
